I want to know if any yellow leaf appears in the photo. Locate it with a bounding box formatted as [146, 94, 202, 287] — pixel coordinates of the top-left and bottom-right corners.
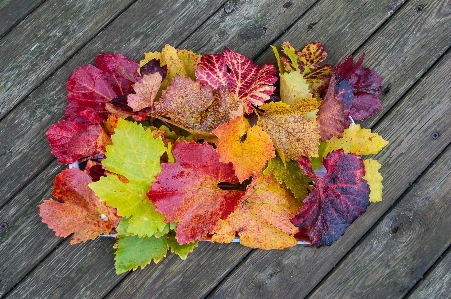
[258, 101, 321, 162]
[363, 159, 383, 202]
[213, 117, 275, 182]
[325, 124, 388, 155]
[279, 72, 312, 105]
[212, 172, 299, 250]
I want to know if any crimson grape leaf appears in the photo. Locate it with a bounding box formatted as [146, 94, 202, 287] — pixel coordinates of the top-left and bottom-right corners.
[292, 150, 370, 247]
[333, 54, 383, 123]
[39, 168, 120, 244]
[148, 141, 244, 244]
[66, 53, 139, 120]
[195, 48, 277, 113]
[47, 119, 110, 164]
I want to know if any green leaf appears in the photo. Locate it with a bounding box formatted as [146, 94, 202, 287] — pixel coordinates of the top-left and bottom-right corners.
[89, 119, 167, 237]
[310, 141, 328, 170]
[167, 231, 198, 259]
[263, 157, 311, 201]
[114, 234, 168, 274]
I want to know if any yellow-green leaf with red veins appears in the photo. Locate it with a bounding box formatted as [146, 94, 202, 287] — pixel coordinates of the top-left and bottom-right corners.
[213, 117, 275, 182]
[154, 75, 243, 140]
[89, 118, 167, 237]
[212, 172, 300, 250]
[258, 100, 321, 162]
[39, 168, 119, 244]
[127, 73, 162, 111]
[148, 141, 244, 244]
[195, 48, 277, 113]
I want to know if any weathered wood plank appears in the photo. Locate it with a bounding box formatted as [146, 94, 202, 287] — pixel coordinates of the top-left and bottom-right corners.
[0, 0, 45, 38]
[308, 146, 451, 298]
[408, 247, 451, 299]
[0, 0, 228, 297]
[0, 0, 135, 119]
[208, 38, 451, 299]
[0, 161, 65, 296]
[180, 0, 317, 57]
[0, 0, 226, 207]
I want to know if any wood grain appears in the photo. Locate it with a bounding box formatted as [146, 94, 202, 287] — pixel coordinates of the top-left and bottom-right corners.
[308, 146, 451, 298]
[408, 247, 451, 299]
[208, 44, 451, 298]
[0, 0, 135, 119]
[0, 0, 45, 38]
[0, 0, 226, 207]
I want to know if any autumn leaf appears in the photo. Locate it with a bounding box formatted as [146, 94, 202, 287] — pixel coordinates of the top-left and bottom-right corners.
[292, 150, 370, 247]
[154, 75, 243, 139]
[167, 230, 198, 259]
[213, 117, 275, 182]
[89, 118, 167, 237]
[334, 54, 383, 123]
[273, 42, 333, 97]
[195, 48, 277, 113]
[325, 124, 389, 155]
[212, 172, 300, 250]
[258, 101, 321, 162]
[363, 159, 383, 202]
[317, 74, 346, 141]
[263, 157, 311, 201]
[47, 118, 110, 164]
[66, 53, 139, 120]
[127, 73, 162, 111]
[279, 72, 312, 105]
[148, 141, 244, 244]
[39, 168, 119, 244]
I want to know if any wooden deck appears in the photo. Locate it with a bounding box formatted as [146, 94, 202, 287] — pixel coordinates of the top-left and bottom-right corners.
[0, 0, 450, 298]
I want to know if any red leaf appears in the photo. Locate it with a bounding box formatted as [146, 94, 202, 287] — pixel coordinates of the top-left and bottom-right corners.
[196, 48, 277, 113]
[148, 141, 244, 244]
[317, 75, 346, 141]
[334, 55, 383, 122]
[292, 150, 370, 247]
[66, 53, 139, 119]
[39, 168, 120, 244]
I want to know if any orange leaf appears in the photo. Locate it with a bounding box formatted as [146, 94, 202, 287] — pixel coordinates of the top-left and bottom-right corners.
[127, 73, 162, 111]
[214, 117, 275, 182]
[39, 169, 119, 244]
[212, 172, 300, 250]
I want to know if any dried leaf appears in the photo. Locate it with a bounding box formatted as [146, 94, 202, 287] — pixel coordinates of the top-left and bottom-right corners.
[127, 73, 162, 111]
[363, 159, 383, 202]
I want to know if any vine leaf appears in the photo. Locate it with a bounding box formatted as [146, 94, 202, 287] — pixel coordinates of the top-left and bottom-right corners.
[279, 71, 312, 105]
[334, 54, 383, 123]
[154, 75, 243, 139]
[292, 150, 370, 247]
[213, 117, 275, 182]
[66, 53, 139, 119]
[148, 141, 244, 244]
[363, 159, 384, 202]
[212, 172, 300, 250]
[258, 101, 321, 162]
[89, 118, 167, 237]
[195, 48, 277, 113]
[39, 168, 119, 244]
[127, 73, 162, 111]
[325, 124, 389, 155]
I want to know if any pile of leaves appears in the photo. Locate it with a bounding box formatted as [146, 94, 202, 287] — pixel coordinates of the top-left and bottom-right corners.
[39, 42, 388, 274]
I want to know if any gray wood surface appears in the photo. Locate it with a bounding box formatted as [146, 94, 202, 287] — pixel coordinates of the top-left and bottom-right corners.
[0, 0, 135, 119]
[0, 0, 450, 298]
[0, 0, 45, 38]
[408, 247, 451, 299]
